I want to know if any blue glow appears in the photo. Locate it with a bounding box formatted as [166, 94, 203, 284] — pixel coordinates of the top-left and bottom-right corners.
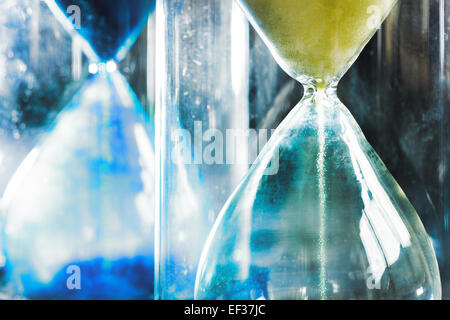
[20, 256, 154, 300]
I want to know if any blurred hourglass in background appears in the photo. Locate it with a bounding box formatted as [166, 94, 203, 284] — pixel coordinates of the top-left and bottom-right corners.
[0, 0, 89, 296]
[0, 0, 88, 198]
[1, 0, 156, 299]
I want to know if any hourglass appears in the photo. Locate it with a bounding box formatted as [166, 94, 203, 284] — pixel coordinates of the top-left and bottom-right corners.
[1, 0, 155, 299]
[195, 0, 442, 300]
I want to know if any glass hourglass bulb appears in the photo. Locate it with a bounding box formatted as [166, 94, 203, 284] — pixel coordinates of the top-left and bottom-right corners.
[53, 0, 155, 62]
[0, 0, 155, 299]
[195, 0, 442, 300]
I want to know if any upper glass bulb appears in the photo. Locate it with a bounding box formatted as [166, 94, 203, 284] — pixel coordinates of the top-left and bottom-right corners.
[238, 0, 398, 87]
[53, 0, 155, 62]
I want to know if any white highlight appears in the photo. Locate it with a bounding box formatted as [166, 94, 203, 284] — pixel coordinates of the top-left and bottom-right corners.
[110, 71, 133, 108]
[230, 1, 249, 96]
[106, 60, 117, 73]
[72, 35, 82, 80]
[416, 287, 424, 296]
[134, 123, 155, 228]
[2, 148, 40, 209]
[341, 112, 411, 283]
[88, 63, 98, 74]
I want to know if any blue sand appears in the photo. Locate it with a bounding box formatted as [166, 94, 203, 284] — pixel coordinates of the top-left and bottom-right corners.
[202, 265, 269, 300]
[20, 256, 154, 300]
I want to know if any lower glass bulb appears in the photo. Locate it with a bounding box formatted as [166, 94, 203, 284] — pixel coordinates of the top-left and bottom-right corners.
[195, 88, 442, 300]
[1, 72, 155, 299]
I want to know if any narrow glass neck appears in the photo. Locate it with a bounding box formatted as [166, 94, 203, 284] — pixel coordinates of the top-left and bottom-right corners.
[302, 80, 339, 100]
[88, 60, 118, 76]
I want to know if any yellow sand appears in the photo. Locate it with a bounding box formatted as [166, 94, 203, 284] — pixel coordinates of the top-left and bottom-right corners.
[240, 0, 397, 87]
